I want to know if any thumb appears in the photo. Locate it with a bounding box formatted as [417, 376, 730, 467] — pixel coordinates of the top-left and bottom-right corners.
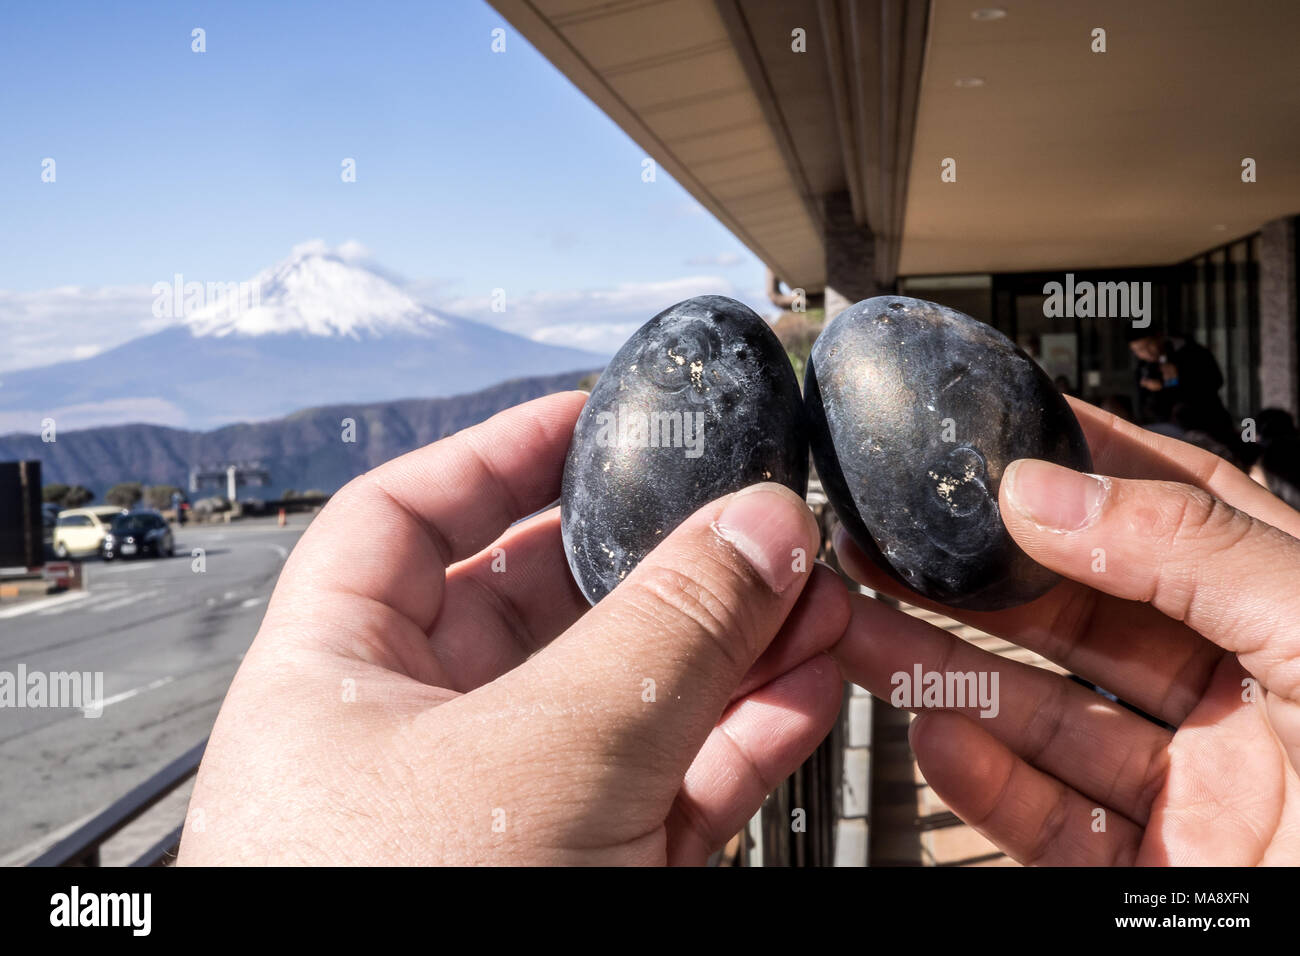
[507, 482, 820, 802]
[999, 457, 1300, 705]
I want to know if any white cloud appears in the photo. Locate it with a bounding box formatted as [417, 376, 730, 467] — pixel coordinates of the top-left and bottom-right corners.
[335, 240, 372, 262]
[434, 275, 775, 355]
[531, 322, 642, 354]
[0, 284, 167, 373]
[684, 253, 745, 267]
[0, 244, 777, 378]
[0, 397, 189, 435]
[0, 239, 381, 373]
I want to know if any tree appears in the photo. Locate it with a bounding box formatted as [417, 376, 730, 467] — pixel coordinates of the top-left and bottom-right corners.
[63, 485, 94, 508]
[771, 307, 825, 387]
[43, 483, 69, 504]
[105, 482, 143, 508]
[42, 483, 92, 508]
[301, 490, 328, 500]
[281, 489, 298, 500]
[145, 484, 184, 510]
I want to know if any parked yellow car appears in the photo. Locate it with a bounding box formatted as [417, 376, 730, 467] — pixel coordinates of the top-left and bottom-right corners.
[53, 506, 128, 559]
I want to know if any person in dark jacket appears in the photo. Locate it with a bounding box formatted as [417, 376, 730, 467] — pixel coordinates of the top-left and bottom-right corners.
[1128, 330, 1237, 449]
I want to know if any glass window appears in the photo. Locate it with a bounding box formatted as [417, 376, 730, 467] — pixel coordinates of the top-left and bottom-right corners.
[1208, 248, 1229, 400]
[1228, 239, 1258, 416]
[1189, 256, 1209, 343]
[1014, 291, 1079, 392]
[112, 514, 157, 534]
[898, 275, 992, 325]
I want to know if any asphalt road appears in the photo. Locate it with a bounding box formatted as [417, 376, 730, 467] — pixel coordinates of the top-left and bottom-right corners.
[0, 517, 308, 863]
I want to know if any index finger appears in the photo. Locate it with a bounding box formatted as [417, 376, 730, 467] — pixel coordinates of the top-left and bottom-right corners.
[274, 390, 588, 632]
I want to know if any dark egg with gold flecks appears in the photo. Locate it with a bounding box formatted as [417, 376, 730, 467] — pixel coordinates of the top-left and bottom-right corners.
[561, 295, 808, 604]
[806, 295, 1092, 611]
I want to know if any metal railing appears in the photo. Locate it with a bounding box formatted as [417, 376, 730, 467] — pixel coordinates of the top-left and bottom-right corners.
[27, 738, 206, 868]
[736, 478, 866, 866]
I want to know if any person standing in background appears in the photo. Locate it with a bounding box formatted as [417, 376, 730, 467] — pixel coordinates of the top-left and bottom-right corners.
[1128, 329, 1238, 452]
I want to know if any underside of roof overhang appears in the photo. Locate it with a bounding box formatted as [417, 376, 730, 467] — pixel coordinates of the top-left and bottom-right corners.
[490, 0, 1300, 286]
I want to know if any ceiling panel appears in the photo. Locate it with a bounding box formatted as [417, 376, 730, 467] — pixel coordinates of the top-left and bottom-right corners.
[900, 0, 1300, 274]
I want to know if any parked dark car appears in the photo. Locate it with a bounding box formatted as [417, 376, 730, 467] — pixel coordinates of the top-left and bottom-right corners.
[101, 510, 174, 560]
[41, 502, 59, 554]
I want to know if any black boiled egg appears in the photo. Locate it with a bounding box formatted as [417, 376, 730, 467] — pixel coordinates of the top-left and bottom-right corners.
[560, 295, 808, 604]
[806, 295, 1092, 611]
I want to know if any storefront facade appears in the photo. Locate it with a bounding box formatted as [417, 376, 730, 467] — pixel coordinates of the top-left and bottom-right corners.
[901, 225, 1291, 425]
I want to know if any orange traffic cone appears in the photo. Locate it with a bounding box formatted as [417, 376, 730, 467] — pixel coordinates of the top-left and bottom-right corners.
[278, 508, 286, 527]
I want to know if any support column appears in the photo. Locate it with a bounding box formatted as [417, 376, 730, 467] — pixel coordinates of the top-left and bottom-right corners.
[823, 191, 877, 320]
[1258, 215, 1298, 417]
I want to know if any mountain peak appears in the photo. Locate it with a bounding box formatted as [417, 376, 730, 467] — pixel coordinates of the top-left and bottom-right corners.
[185, 241, 447, 339]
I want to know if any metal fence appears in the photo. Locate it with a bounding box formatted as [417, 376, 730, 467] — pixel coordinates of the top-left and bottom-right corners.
[27, 738, 206, 868]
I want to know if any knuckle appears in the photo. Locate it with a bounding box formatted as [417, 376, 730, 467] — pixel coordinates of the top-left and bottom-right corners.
[455, 430, 525, 523]
[1166, 487, 1250, 549]
[1022, 678, 1069, 764]
[1022, 785, 1072, 866]
[1128, 741, 1172, 824]
[1042, 585, 1100, 662]
[1146, 487, 1256, 622]
[627, 562, 758, 676]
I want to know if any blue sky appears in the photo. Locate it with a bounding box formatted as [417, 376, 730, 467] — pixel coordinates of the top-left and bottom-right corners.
[0, 0, 766, 370]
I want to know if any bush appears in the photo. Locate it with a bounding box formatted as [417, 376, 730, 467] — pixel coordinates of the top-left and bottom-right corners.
[145, 484, 184, 511]
[771, 308, 826, 386]
[42, 484, 94, 508]
[63, 485, 94, 508]
[105, 482, 143, 508]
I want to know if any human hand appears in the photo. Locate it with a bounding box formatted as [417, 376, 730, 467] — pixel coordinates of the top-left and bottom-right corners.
[1140, 377, 1164, 391]
[832, 397, 1300, 865]
[178, 392, 849, 865]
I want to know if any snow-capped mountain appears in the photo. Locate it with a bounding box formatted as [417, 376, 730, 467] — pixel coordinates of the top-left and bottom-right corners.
[185, 243, 449, 339]
[0, 245, 604, 432]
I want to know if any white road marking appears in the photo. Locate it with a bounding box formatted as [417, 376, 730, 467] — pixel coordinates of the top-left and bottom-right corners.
[269, 545, 288, 559]
[95, 563, 151, 575]
[38, 590, 128, 615]
[0, 591, 92, 619]
[239, 596, 265, 609]
[91, 590, 161, 613]
[99, 674, 175, 709]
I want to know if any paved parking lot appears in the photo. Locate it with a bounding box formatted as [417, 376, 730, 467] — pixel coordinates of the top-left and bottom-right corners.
[0, 517, 308, 865]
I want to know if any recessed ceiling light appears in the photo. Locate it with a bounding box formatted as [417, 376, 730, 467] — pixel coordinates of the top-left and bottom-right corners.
[1213, 224, 1227, 231]
[971, 8, 1007, 20]
[955, 77, 985, 88]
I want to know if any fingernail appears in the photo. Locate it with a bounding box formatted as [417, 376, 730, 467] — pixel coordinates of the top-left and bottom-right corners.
[713, 484, 814, 594]
[1003, 459, 1109, 533]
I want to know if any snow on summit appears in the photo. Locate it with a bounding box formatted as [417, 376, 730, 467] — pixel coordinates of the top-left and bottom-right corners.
[185, 241, 448, 339]
[0, 239, 604, 432]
